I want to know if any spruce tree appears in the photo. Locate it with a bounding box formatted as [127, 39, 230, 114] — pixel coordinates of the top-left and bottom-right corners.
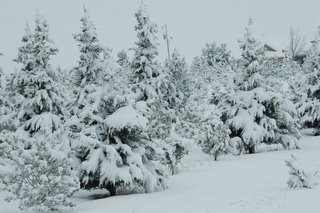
[72, 7, 104, 88]
[165, 49, 188, 100]
[2, 22, 35, 132]
[183, 46, 233, 150]
[164, 50, 194, 172]
[130, 3, 186, 175]
[1, 13, 79, 212]
[67, 7, 167, 196]
[185, 53, 236, 159]
[217, 18, 301, 154]
[181, 56, 213, 141]
[0, 56, 12, 131]
[131, 3, 160, 102]
[133, 4, 181, 138]
[297, 26, 320, 135]
[199, 105, 235, 160]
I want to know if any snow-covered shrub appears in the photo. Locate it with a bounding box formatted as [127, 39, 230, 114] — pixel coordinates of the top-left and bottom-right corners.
[217, 19, 301, 154]
[199, 105, 236, 160]
[285, 154, 317, 189]
[1, 136, 79, 213]
[158, 125, 189, 175]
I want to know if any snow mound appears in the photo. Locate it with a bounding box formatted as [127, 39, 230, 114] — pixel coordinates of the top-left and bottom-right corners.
[105, 105, 148, 131]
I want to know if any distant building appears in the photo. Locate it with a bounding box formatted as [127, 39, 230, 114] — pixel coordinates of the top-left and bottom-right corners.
[264, 44, 307, 65]
[264, 44, 285, 62]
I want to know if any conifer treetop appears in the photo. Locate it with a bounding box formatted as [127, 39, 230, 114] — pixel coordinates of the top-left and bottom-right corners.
[12, 12, 64, 136]
[239, 18, 265, 77]
[33, 12, 58, 69]
[73, 6, 104, 87]
[131, 2, 159, 83]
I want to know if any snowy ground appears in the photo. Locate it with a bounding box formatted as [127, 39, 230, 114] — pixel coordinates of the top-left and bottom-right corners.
[1, 132, 320, 213]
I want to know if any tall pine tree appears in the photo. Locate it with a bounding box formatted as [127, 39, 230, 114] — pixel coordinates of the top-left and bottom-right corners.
[217, 18, 301, 154]
[1, 13, 79, 212]
[67, 7, 167, 196]
[131, 3, 186, 175]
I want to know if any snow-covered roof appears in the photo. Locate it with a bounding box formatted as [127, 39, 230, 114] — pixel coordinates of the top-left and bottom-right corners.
[264, 44, 277, 52]
[263, 39, 286, 59]
[265, 50, 285, 58]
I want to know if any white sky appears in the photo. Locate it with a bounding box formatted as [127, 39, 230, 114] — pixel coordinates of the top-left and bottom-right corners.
[1, 0, 320, 73]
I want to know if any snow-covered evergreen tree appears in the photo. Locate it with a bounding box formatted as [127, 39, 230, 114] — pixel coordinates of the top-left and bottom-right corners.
[163, 51, 192, 164]
[199, 105, 236, 160]
[201, 41, 231, 67]
[182, 45, 233, 146]
[165, 49, 188, 98]
[0, 13, 79, 212]
[0, 64, 13, 131]
[72, 7, 104, 88]
[2, 23, 40, 134]
[261, 55, 303, 101]
[297, 26, 320, 135]
[180, 56, 214, 141]
[67, 7, 167, 195]
[217, 18, 301, 154]
[285, 154, 317, 189]
[189, 44, 233, 95]
[183, 55, 236, 159]
[1, 136, 79, 212]
[161, 124, 188, 174]
[130, 3, 182, 118]
[68, 7, 105, 168]
[130, 3, 160, 102]
[130, 3, 185, 174]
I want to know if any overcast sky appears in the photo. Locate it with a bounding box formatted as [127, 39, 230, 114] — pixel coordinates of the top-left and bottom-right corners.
[1, 0, 320, 73]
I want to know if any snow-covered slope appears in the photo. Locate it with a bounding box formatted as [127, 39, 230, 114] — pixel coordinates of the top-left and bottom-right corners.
[2, 134, 320, 213]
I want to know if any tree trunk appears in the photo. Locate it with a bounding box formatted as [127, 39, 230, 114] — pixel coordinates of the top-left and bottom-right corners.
[248, 145, 255, 154]
[106, 182, 116, 196]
